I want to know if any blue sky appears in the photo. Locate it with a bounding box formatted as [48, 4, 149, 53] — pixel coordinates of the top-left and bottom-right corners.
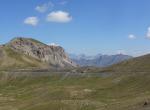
[1, 0, 150, 56]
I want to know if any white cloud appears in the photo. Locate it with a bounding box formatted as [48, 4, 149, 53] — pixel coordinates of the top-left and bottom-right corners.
[48, 43, 59, 46]
[128, 34, 136, 39]
[46, 11, 72, 23]
[35, 2, 54, 13]
[146, 27, 150, 39]
[24, 17, 39, 26]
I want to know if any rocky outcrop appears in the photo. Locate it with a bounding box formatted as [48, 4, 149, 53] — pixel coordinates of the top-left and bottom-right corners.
[6, 37, 76, 68]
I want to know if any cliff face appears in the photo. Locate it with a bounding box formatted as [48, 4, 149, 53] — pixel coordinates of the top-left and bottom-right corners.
[0, 37, 76, 69]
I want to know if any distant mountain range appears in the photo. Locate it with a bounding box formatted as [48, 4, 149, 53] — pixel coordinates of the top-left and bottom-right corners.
[69, 53, 133, 67]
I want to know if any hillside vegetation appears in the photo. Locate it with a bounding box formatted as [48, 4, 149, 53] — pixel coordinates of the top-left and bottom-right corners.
[104, 54, 150, 73]
[0, 46, 47, 70]
[0, 71, 150, 110]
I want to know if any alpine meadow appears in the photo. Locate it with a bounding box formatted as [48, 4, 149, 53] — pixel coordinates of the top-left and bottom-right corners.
[0, 0, 150, 110]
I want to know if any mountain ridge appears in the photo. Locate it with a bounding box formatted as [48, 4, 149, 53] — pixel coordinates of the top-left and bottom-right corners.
[70, 53, 132, 67]
[104, 53, 150, 73]
[0, 37, 76, 70]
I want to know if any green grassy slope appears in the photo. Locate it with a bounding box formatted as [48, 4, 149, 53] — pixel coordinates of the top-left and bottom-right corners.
[10, 37, 46, 46]
[0, 46, 48, 70]
[102, 54, 150, 73]
[0, 71, 150, 110]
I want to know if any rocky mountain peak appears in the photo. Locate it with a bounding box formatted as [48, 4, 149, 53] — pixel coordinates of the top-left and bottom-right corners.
[6, 37, 76, 68]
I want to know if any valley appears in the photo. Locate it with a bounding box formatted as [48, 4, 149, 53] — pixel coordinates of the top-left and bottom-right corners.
[0, 70, 150, 110]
